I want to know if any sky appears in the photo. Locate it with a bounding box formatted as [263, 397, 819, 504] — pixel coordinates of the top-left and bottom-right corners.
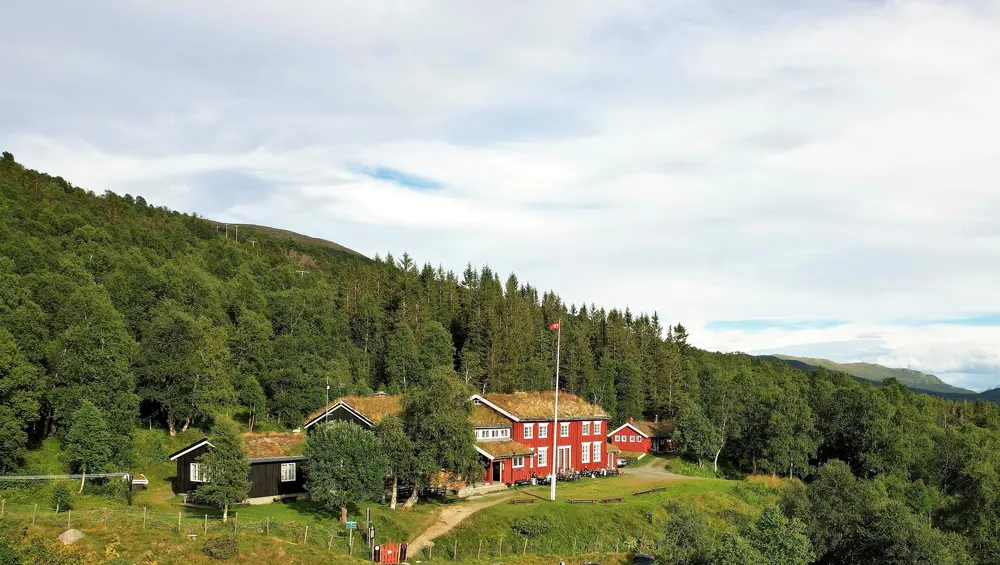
[2, 0, 999, 391]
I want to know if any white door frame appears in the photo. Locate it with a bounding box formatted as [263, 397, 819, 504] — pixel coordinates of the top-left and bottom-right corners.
[557, 445, 572, 471]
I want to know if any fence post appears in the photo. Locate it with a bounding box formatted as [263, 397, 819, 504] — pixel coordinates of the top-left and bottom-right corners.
[266, 518, 270, 536]
[328, 532, 333, 550]
[350, 527, 354, 555]
[573, 538, 577, 555]
[204, 514, 208, 535]
[454, 539, 458, 561]
[32, 503, 37, 525]
[142, 507, 146, 529]
[523, 537, 528, 556]
[1, 500, 5, 517]
[234, 513, 238, 533]
[177, 511, 181, 533]
[104, 508, 108, 528]
[304, 524, 308, 544]
[478, 539, 483, 559]
[499, 536, 503, 558]
[67, 510, 71, 529]
[56, 504, 59, 514]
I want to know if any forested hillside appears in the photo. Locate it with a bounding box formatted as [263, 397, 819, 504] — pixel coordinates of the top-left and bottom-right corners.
[767, 354, 976, 395]
[3, 152, 1000, 563]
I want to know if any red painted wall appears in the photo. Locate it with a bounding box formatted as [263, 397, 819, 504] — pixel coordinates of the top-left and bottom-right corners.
[481, 457, 535, 485]
[511, 418, 611, 473]
[609, 424, 651, 455]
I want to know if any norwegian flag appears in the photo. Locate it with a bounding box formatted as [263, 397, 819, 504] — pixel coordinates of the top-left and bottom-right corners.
[548, 322, 560, 330]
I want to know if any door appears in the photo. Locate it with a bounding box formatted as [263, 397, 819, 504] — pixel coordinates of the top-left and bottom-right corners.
[492, 461, 502, 482]
[557, 446, 571, 472]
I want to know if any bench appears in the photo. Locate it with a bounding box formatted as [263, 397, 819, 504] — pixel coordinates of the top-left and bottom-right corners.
[632, 490, 653, 496]
[567, 499, 597, 504]
[601, 497, 624, 503]
[186, 534, 198, 541]
[509, 499, 536, 505]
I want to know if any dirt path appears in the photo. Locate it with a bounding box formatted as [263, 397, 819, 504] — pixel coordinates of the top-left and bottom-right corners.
[407, 493, 513, 554]
[625, 456, 704, 480]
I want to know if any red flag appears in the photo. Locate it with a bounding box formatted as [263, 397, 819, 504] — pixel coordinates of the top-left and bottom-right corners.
[549, 322, 560, 330]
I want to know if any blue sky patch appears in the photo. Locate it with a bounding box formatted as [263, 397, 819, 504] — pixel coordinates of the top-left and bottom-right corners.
[351, 165, 442, 190]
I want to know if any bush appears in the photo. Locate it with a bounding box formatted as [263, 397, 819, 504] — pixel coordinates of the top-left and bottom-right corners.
[51, 483, 72, 511]
[663, 457, 718, 478]
[202, 535, 239, 560]
[510, 515, 552, 538]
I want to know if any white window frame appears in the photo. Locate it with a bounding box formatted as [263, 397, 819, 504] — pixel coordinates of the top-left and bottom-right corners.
[190, 463, 206, 483]
[614, 435, 620, 442]
[280, 462, 296, 482]
[582, 421, 591, 436]
[512, 456, 525, 468]
[592, 442, 601, 462]
[523, 424, 534, 440]
[539, 424, 549, 438]
[581, 443, 590, 464]
[593, 421, 602, 435]
[537, 447, 548, 467]
[560, 422, 569, 437]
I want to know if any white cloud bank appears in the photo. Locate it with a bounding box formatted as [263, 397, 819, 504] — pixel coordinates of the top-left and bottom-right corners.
[2, 0, 999, 389]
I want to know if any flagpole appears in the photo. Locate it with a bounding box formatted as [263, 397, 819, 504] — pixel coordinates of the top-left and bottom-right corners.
[550, 319, 561, 502]
[325, 375, 330, 425]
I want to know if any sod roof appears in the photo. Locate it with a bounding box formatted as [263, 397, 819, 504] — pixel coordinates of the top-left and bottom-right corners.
[475, 440, 535, 459]
[305, 394, 402, 426]
[481, 391, 609, 420]
[469, 404, 511, 427]
[632, 419, 677, 437]
[242, 432, 306, 459]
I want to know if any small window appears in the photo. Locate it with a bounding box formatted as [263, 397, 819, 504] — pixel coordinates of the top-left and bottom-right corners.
[592, 442, 601, 462]
[280, 462, 296, 482]
[190, 463, 206, 483]
[537, 448, 548, 467]
[581, 443, 590, 464]
[512, 456, 525, 468]
[502, 428, 509, 438]
[594, 421, 602, 435]
[614, 435, 620, 442]
[523, 424, 534, 440]
[582, 422, 591, 436]
[539, 424, 549, 438]
[560, 423, 569, 437]
[491, 429, 498, 438]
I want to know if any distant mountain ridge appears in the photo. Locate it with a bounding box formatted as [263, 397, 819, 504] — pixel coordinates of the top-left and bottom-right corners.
[761, 354, 978, 395]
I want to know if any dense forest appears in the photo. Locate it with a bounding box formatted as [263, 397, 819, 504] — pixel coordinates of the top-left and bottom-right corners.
[2, 152, 1000, 563]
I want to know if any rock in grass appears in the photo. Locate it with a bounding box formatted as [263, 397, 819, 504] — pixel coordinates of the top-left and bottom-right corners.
[58, 529, 85, 545]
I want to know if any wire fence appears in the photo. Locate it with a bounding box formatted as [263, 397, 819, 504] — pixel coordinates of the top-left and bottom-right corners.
[415, 534, 651, 561]
[0, 500, 370, 557]
[0, 500, 653, 561]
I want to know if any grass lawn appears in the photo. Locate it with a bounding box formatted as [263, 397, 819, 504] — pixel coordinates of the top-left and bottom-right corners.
[430, 471, 771, 562]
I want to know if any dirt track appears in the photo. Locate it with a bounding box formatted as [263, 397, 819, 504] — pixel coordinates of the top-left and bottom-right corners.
[407, 493, 513, 554]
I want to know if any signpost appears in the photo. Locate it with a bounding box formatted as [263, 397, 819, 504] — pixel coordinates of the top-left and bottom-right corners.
[346, 521, 357, 555]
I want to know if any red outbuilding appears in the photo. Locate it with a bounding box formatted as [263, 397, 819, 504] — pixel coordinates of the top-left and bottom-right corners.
[607, 418, 677, 460]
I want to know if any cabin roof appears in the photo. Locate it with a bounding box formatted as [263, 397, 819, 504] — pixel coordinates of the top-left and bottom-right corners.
[610, 419, 677, 438]
[475, 440, 535, 459]
[476, 391, 609, 421]
[304, 394, 403, 428]
[242, 432, 306, 459]
[168, 433, 306, 462]
[469, 404, 511, 427]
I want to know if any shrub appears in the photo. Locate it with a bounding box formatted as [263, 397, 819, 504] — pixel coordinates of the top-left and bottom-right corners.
[510, 515, 552, 538]
[51, 483, 72, 511]
[202, 535, 239, 560]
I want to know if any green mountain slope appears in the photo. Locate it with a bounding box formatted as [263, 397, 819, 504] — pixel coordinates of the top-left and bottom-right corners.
[769, 354, 976, 395]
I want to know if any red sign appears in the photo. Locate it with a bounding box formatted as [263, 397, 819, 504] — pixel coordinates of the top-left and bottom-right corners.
[549, 322, 560, 330]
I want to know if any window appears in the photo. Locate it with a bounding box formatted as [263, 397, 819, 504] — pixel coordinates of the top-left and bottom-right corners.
[581, 443, 590, 464]
[560, 422, 569, 437]
[632, 435, 638, 443]
[501, 428, 510, 438]
[512, 456, 525, 468]
[523, 424, 534, 440]
[592, 442, 601, 462]
[594, 421, 602, 435]
[280, 462, 296, 482]
[491, 429, 498, 438]
[582, 421, 591, 435]
[614, 435, 620, 442]
[539, 424, 549, 439]
[537, 447, 548, 467]
[190, 463, 206, 483]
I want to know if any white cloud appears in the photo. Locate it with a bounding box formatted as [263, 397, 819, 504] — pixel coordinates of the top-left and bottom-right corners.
[3, 0, 999, 387]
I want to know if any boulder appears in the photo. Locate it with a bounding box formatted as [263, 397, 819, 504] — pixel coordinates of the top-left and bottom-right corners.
[58, 529, 85, 545]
